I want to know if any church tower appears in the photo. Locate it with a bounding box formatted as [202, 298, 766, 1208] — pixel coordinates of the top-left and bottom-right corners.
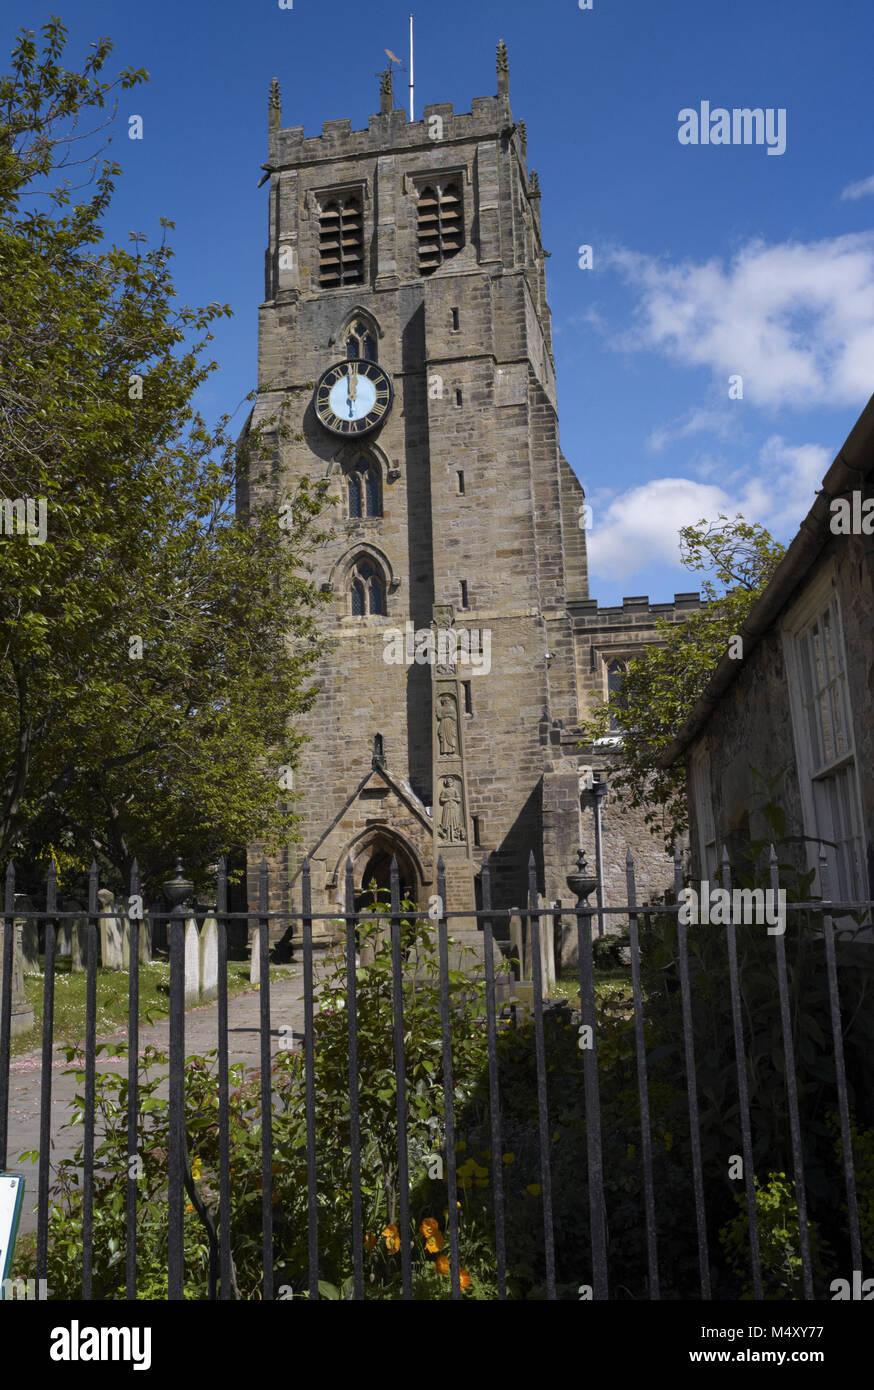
[242, 43, 592, 935]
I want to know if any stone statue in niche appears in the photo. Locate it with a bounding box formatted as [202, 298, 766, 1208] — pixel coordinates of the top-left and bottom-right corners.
[438, 776, 465, 843]
[436, 693, 458, 756]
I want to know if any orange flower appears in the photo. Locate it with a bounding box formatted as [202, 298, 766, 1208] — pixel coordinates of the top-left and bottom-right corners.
[381, 1223, 401, 1254]
[364, 1233, 377, 1252]
[434, 1254, 471, 1290]
[419, 1217, 440, 1238]
[425, 1231, 445, 1254]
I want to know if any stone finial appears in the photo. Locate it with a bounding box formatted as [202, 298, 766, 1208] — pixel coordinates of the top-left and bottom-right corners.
[379, 67, 393, 114]
[269, 76, 281, 132]
[518, 118, 527, 154]
[496, 39, 509, 96]
[530, 169, 540, 195]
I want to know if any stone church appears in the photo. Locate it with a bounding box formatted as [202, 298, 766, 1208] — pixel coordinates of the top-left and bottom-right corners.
[238, 42, 698, 944]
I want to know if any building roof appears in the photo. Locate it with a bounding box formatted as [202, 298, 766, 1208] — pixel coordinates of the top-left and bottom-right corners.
[659, 389, 874, 768]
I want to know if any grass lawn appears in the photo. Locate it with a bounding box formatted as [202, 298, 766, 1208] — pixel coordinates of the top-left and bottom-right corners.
[10, 956, 296, 1059]
[548, 963, 633, 1011]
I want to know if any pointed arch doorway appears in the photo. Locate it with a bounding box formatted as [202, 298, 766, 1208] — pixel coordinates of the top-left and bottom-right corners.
[351, 831, 422, 913]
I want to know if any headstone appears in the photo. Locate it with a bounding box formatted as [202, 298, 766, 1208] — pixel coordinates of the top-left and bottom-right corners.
[58, 901, 81, 959]
[184, 919, 200, 1006]
[70, 911, 88, 973]
[509, 908, 526, 980]
[544, 898, 557, 992]
[139, 915, 153, 966]
[97, 889, 123, 970]
[200, 918, 218, 1002]
[15, 895, 39, 974]
[249, 929, 260, 985]
[0, 917, 35, 1037]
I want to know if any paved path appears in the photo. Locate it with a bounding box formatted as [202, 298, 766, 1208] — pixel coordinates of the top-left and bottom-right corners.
[5, 967, 320, 1238]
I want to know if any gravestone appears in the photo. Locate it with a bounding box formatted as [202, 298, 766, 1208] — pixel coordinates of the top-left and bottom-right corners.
[200, 918, 218, 1002]
[509, 908, 526, 980]
[15, 896, 39, 974]
[139, 915, 153, 966]
[0, 916, 35, 1037]
[97, 889, 123, 971]
[58, 901, 81, 959]
[249, 930, 260, 986]
[70, 911, 89, 973]
[184, 919, 200, 1006]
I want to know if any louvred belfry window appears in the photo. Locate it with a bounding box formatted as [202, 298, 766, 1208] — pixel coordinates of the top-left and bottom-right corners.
[319, 193, 364, 288]
[417, 182, 463, 275]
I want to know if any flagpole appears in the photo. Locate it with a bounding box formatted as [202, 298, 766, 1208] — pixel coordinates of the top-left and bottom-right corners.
[409, 13, 414, 121]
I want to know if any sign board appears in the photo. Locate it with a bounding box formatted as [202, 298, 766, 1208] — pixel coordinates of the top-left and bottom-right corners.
[0, 1173, 25, 1296]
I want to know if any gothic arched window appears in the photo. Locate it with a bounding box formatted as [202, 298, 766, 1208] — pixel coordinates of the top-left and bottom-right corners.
[318, 194, 364, 288]
[346, 457, 382, 518]
[607, 660, 628, 732]
[345, 319, 378, 362]
[349, 557, 386, 616]
[417, 182, 464, 275]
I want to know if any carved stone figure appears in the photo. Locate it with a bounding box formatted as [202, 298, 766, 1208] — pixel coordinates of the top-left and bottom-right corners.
[436, 693, 458, 756]
[438, 776, 465, 843]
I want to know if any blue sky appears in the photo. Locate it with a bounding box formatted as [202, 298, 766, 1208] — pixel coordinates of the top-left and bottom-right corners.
[6, 0, 874, 604]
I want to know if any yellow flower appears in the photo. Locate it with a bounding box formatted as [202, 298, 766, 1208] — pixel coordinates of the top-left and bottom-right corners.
[381, 1224, 401, 1254]
[364, 1233, 377, 1252]
[502, 1152, 515, 1165]
[526, 1183, 541, 1196]
[190, 1158, 202, 1180]
[185, 1202, 194, 1212]
[425, 1231, 445, 1254]
[473, 1164, 489, 1178]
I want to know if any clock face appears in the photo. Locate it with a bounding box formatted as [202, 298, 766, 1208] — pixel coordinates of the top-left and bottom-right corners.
[314, 359, 393, 436]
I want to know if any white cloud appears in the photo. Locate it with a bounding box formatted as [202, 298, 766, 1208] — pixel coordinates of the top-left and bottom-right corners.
[841, 174, 874, 201]
[603, 234, 874, 409]
[647, 405, 738, 453]
[586, 436, 830, 583]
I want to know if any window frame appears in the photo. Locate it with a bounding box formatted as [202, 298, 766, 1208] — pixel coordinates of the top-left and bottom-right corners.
[314, 183, 366, 290]
[412, 172, 466, 276]
[781, 562, 867, 903]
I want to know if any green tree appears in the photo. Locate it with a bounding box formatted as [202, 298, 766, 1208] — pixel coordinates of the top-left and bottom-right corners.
[0, 18, 329, 896]
[581, 515, 785, 849]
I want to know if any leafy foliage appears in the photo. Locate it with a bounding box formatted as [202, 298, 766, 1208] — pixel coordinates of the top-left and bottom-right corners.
[0, 19, 330, 897]
[581, 515, 785, 850]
